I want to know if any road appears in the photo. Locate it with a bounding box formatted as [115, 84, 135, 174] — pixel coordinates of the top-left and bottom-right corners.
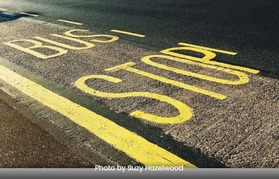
[0, 90, 97, 168]
[0, 0, 278, 168]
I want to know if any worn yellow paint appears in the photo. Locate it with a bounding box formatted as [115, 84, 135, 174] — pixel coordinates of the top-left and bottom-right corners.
[106, 62, 226, 100]
[0, 8, 7, 11]
[3, 39, 68, 59]
[141, 55, 250, 85]
[64, 29, 120, 43]
[19, 12, 39, 17]
[74, 75, 192, 124]
[161, 44, 260, 74]
[57, 19, 83, 25]
[35, 35, 95, 50]
[0, 64, 196, 167]
[3, 29, 119, 59]
[110, 29, 145, 38]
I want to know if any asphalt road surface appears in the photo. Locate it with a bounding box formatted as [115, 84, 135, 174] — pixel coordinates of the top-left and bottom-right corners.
[0, 0, 278, 168]
[0, 90, 97, 168]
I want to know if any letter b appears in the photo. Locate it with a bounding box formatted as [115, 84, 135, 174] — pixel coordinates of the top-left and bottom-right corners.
[3, 39, 68, 59]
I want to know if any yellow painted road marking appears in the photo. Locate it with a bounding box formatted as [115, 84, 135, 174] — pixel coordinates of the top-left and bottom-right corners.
[63, 29, 120, 43]
[106, 62, 226, 100]
[141, 54, 250, 85]
[179, 42, 237, 55]
[3, 39, 68, 59]
[0, 64, 196, 167]
[0, 8, 7, 11]
[35, 35, 95, 50]
[75, 75, 193, 124]
[110, 29, 146, 38]
[57, 19, 83, 26]
[19, 12, 39, 17]
[161, 45, 260, 74]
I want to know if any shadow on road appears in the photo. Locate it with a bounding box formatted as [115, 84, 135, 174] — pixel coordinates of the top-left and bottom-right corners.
[68, 91, 227, 168]
[0, 11, 41, 23]
[0, 12, 21, 23]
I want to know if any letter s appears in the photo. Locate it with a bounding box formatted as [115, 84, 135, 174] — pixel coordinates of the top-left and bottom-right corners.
[74, 75, 193, 124]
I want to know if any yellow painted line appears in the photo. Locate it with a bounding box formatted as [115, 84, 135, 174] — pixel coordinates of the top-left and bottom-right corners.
[0, 8, 7, 11]
[0, 64, 196, 168]
[106, 62, 226, 100]
[75, 75, 193, 124]
[110, 29, 145, 38]
[141, 54, 250, 85]
[57, 19, 83, 26]
[179, 42, 237, 55]
[19, 12, 39, 17]
[162, 45, 259, 74]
